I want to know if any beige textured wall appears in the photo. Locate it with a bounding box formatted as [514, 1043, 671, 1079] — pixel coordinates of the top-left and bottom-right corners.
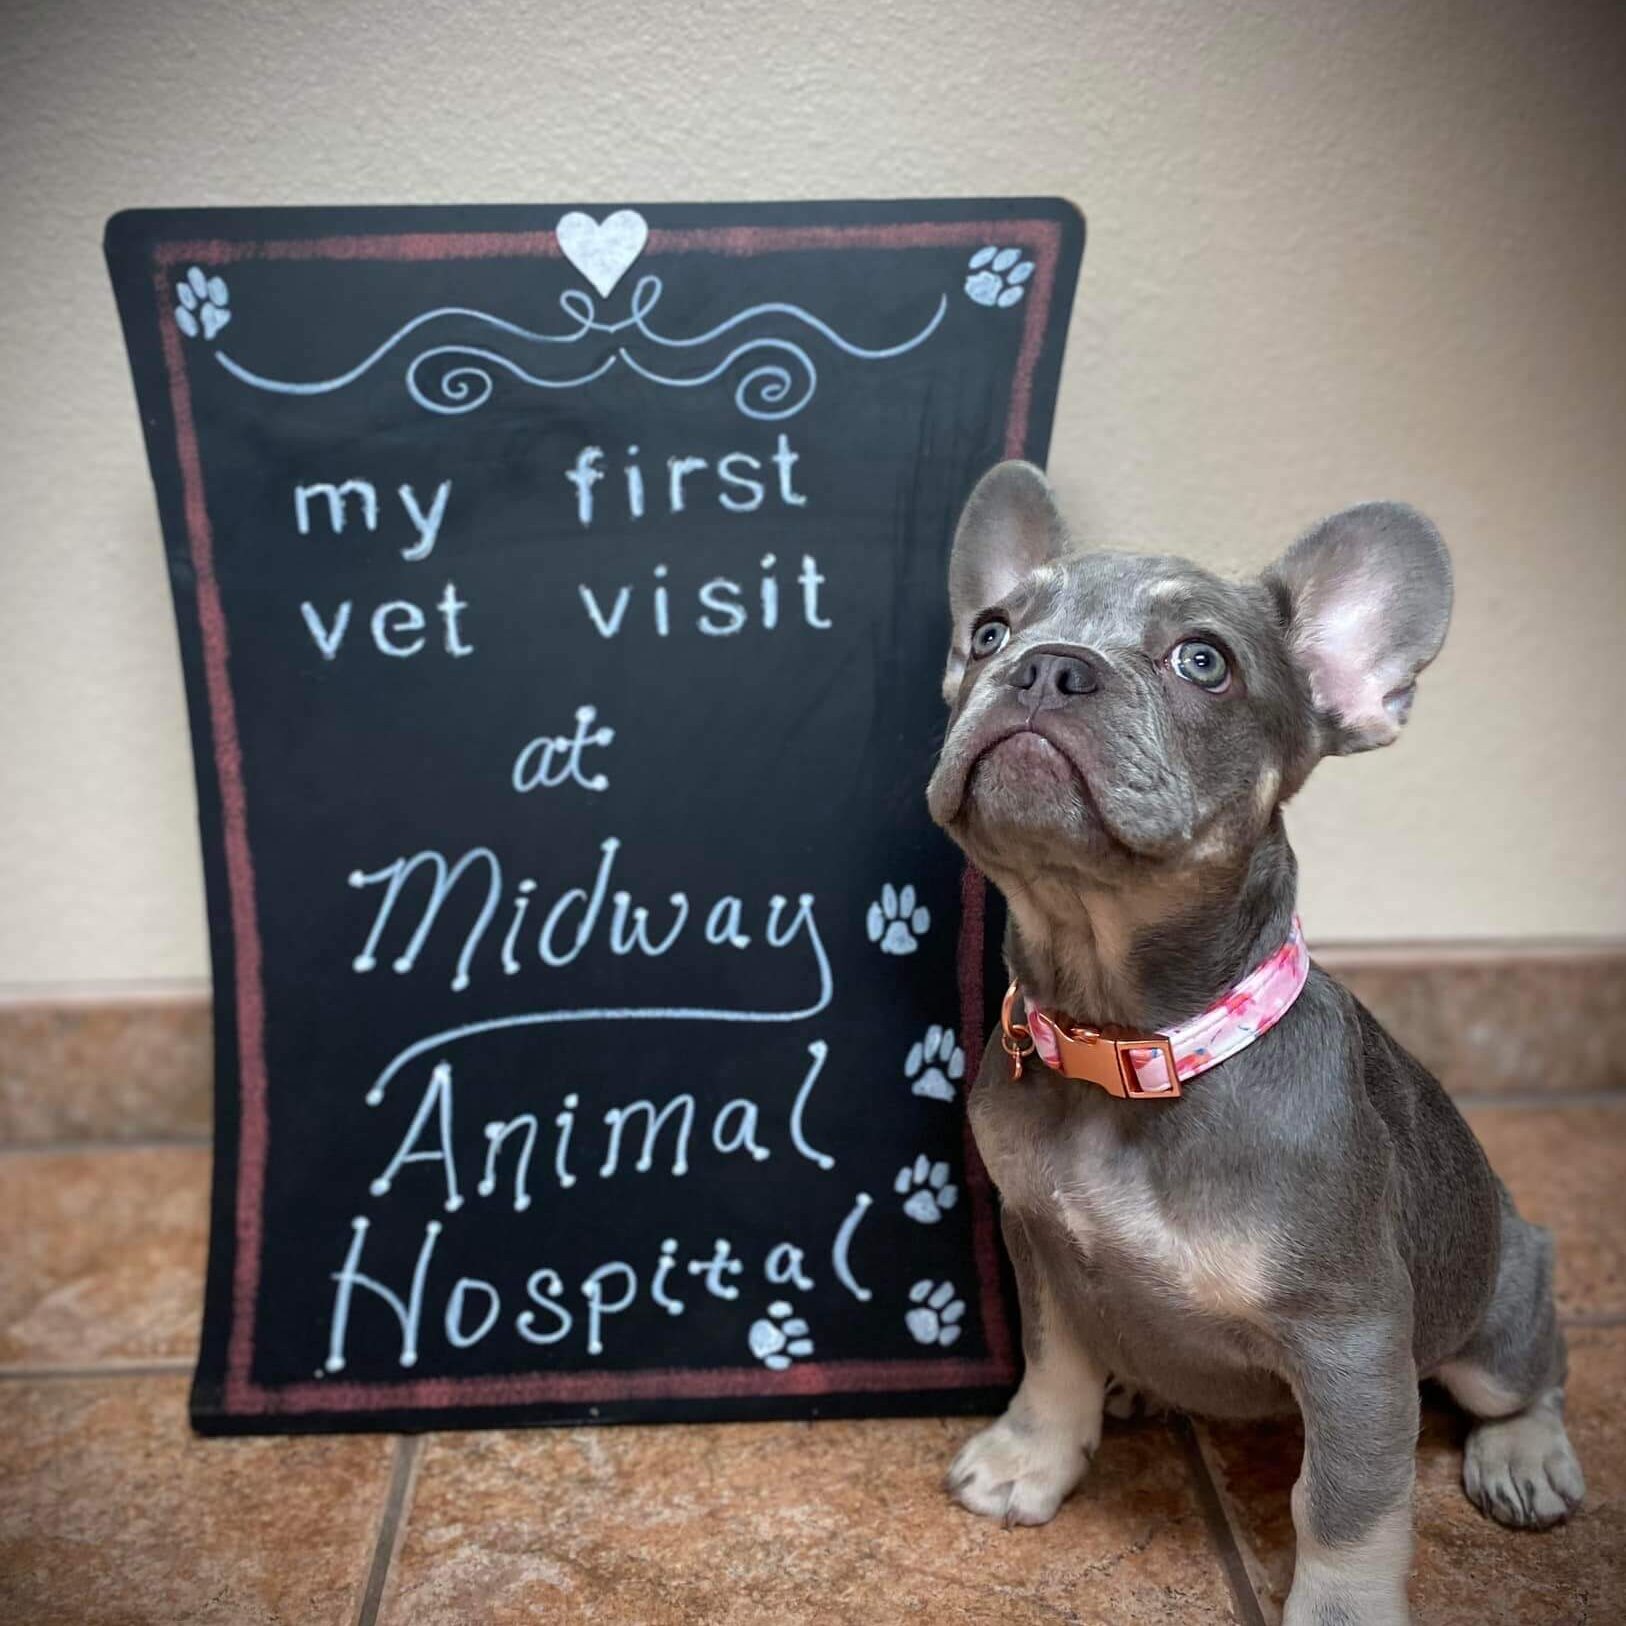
[1, 0, 1623, 988]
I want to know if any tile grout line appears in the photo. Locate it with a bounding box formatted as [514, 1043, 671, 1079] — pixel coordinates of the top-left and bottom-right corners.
[0, 1359, 195, 1381]
[354, 1434, 423, 1626]
[1451, 1087, 1626, 1112]
[0, 1135, 213, 1158]
[1173, 1415, 1269, 1626]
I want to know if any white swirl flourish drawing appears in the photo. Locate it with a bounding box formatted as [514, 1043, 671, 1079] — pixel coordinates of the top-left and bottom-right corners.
[186, 272, 949, 422]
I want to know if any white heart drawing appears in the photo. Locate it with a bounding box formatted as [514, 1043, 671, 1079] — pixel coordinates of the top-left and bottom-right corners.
[556, 209, 649, 299]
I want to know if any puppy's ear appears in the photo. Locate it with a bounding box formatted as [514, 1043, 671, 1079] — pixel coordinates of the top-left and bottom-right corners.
[944, 460, 1068, 702]
[1266, 502, 1452, 754]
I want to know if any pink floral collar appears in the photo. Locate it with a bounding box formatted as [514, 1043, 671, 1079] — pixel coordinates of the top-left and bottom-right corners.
[1000, 916, 1310, 1100]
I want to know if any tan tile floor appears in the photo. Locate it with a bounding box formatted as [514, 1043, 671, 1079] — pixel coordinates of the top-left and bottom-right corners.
[1199, 1328, 1626, 1626]
[3, 1099, 1623, 1622]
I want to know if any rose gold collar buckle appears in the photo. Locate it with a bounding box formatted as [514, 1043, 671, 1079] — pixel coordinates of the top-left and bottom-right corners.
[1001, 981, 1182, 1100]
[1065, 1024, 1182, 1099]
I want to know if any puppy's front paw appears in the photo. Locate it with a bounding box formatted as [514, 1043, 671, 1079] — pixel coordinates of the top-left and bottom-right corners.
[945, 1415, 1090, 1527]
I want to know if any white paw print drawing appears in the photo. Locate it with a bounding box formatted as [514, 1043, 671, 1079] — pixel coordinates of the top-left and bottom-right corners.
[867, 883, 929, 955]
[174, 266, 231, 340]
[895, 1155, 959, 1224]
[906, 1025, 964, 1100]
[905, 1279, 966, 1347]
[964, 246, 1035, 309]
[747, 1300, 814, 1371]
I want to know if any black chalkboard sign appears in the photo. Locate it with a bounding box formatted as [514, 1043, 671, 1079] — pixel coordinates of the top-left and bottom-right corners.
[106, 199, 1083, 1434]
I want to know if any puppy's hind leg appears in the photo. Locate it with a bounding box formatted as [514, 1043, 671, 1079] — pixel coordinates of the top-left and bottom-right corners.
[946, 1210, 1105, 1527]
[1438, 1197, 1584, 1530]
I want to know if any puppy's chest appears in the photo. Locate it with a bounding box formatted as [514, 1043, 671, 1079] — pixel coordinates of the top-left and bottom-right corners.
[972, 1084, 1274, 1321]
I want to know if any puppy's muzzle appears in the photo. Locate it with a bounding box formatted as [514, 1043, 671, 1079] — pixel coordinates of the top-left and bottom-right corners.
[1009, 644, 1103, 710]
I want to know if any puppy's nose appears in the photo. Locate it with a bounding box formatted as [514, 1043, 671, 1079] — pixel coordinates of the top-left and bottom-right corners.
[1011, 649, 1100, 701]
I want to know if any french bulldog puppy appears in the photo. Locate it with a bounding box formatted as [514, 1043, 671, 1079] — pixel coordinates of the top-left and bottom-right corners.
[927, 462, 1582, 1626]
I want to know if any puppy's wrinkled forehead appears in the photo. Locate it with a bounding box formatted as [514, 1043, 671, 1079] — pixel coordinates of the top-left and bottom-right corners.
[1002, 551, 1269, 660]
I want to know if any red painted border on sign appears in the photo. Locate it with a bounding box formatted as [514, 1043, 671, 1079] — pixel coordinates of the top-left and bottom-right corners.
[154, 216, 1061, 1417]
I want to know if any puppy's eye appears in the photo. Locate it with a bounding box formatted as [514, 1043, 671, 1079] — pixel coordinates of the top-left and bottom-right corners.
[1170, 639, 1231, 692]
[971, 618, 1010, 659]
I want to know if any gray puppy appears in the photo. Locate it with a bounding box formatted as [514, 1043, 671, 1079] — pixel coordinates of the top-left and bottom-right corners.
[926, 462, 1583, 1626]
